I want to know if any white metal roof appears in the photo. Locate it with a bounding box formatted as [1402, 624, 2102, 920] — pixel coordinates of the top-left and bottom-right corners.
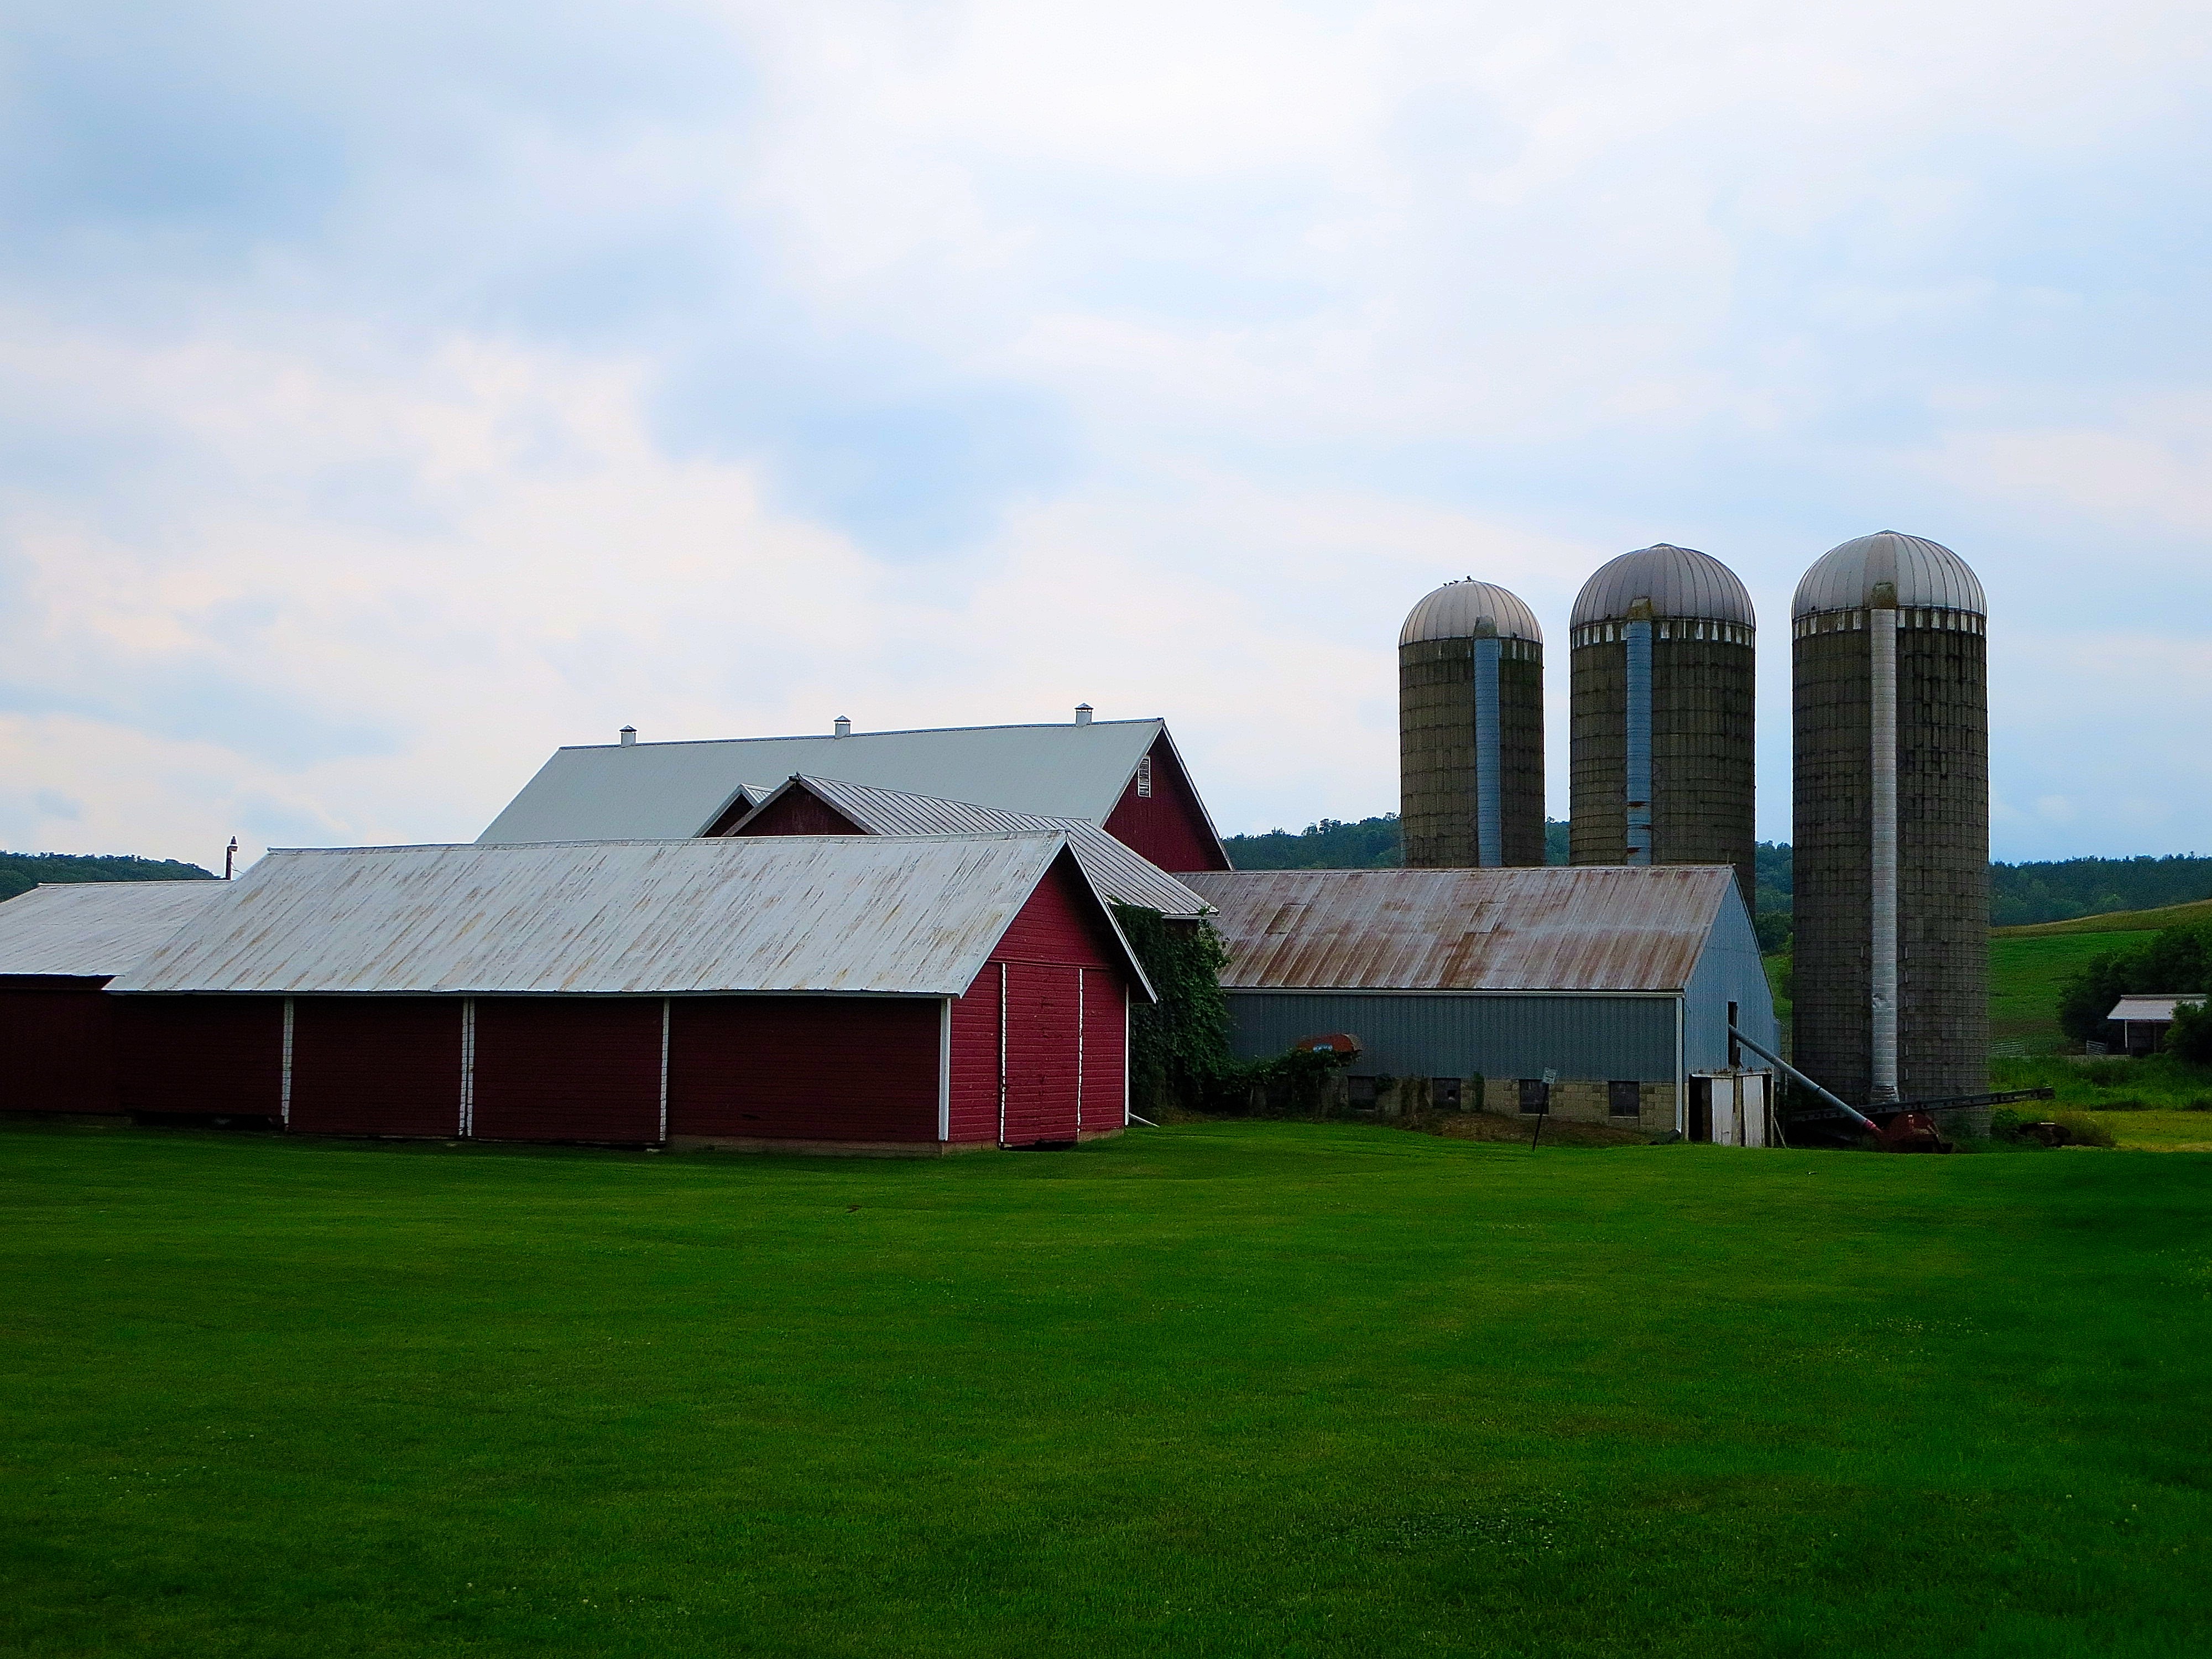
[0, 881, 231, 978]
[479, 718, 1167, 843]
[1182, 865, 1736, 992]
[743, 775, 1213, 920]
[112, 835, 1152, 1000]
[2106, 995, 2203, 1022]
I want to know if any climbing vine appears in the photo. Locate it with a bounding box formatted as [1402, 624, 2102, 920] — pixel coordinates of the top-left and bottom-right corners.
[1109, 904, 1234, 1115]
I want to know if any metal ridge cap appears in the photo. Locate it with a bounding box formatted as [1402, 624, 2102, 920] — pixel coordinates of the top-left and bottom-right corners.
[554, 717, 1166, 750]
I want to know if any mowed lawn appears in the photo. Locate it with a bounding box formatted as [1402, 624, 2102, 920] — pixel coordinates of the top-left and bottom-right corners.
[4, 1123, 2210, 1658]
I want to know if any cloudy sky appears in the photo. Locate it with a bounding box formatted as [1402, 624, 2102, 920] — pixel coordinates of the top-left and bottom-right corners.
[3, 1, 2209, 869]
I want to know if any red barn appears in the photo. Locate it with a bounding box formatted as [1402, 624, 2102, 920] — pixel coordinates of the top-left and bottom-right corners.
[0, 881, 228, 1117]
[727, 774, 1214, 920]
[104, 833, 1152, 1152]
[476, 709, 1231, 874]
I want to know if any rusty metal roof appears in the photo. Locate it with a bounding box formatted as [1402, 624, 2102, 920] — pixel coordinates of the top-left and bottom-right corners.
[743, 775, 1213, 919]
[0, 881, 231, 978]
[1179, 865, 1736, 992]
[112, 834, 1152, 1000]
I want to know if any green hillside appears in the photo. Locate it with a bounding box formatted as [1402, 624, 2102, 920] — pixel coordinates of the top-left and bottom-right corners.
[1994, 895, 2212, 939]
[1989, 932, 2137, 1048]
[0, 852, 217, 904]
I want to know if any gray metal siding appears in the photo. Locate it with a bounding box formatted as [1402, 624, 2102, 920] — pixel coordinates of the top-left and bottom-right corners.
[1683, 883, 1778, 1072]
[1225, 991, 1678, 1081]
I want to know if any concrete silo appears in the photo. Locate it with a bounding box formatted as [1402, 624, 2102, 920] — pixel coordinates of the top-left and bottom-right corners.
[1568, 544, 1757, 910]
[1792, 531, 1988, 1107]
[1399, 580, 1545, 868]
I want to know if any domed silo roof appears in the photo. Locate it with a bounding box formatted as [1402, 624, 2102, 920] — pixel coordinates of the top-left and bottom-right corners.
[1570, 544, 1754, 628]
[1793, 531, 1985, 618]
[1399, 579, 1543, 648]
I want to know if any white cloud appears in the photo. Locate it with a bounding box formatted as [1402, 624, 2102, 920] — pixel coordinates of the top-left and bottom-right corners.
[4, 0, 2212, 864]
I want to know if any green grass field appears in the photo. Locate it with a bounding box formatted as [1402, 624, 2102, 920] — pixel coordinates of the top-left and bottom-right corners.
[2079, 1110, 2212, 1152]
[6, 1120, 2210, 1657]
[1989, 932, 2137, 1050]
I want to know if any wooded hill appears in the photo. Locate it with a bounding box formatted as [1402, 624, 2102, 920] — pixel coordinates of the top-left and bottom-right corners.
[0, 852, 217, 904]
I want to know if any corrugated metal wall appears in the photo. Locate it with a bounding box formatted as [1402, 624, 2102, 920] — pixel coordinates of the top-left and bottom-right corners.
[114, 996, 285, 1118]
[0, 979, 118, 1114]
[666, 997, 937, 1142]
[1683, 890, 1780, 1073]
[471, 998, 664, 1143]
[1224, 991, 1677, 1082]
[289, 997, 463, 1138]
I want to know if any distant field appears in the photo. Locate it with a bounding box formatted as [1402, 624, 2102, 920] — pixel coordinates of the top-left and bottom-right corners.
[4, 1119, 2210, 1657]
[1989, 931, 2140, 1049]
[1995, 895, 2212, 939]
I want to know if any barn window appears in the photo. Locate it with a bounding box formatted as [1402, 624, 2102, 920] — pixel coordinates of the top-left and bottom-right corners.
[1135, 755, 1152, 798]
[1517, 1077, 1549, 1115]
[1608, 1080, 1641, 1117]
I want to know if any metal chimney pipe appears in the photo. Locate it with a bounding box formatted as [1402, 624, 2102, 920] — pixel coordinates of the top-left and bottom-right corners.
[833, 716, 851, 737]
[1074, 703, 1093, 726]
[619, 726, 637, 747]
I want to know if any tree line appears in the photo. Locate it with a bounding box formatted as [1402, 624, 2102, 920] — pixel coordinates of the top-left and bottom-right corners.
[0, 852, 218, 904]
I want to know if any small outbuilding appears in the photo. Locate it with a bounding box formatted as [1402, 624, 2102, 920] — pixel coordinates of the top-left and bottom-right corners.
[0, 881, 228, 1116]
[97, 833, 1152, 1152]
[1181, 864, 1777, 1137]
[2105, 995, 2203, 1058]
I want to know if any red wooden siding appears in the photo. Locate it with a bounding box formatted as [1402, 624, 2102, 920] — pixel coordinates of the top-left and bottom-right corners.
[0, 979, 118, 1114]
[289, 998, 462, 1138]
[114, 996, 284, 1118]
[1080, 972, 1127, 1130]
[470, 999, 664, 1143]
[667, 997, 937, 1142]
[1103, 734, 1229, 872]
[996, 852, 1120, 967]
[945, 849, 1136, 1145]
[722, 786, 865, 838]
[947, 968, 1002, 1144]
[1003, 962, 1081, 1142]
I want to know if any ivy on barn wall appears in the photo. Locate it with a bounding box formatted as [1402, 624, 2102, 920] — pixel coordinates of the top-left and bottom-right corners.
[1109, 903, 1233, 1114]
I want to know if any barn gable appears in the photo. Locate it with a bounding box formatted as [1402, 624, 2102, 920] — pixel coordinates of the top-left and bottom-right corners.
[728, 775, 1213, 920]
[477, 716, 1230, 870]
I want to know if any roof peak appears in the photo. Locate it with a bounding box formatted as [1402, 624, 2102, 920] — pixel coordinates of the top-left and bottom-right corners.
[562, 716, 1164, 752]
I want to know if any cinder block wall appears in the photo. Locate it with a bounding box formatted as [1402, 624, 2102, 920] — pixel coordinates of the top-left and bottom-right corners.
[1571, 630, 1756, 911]
[1400, 637, 1546, 868]
[1794, 616, 1987, 1105]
